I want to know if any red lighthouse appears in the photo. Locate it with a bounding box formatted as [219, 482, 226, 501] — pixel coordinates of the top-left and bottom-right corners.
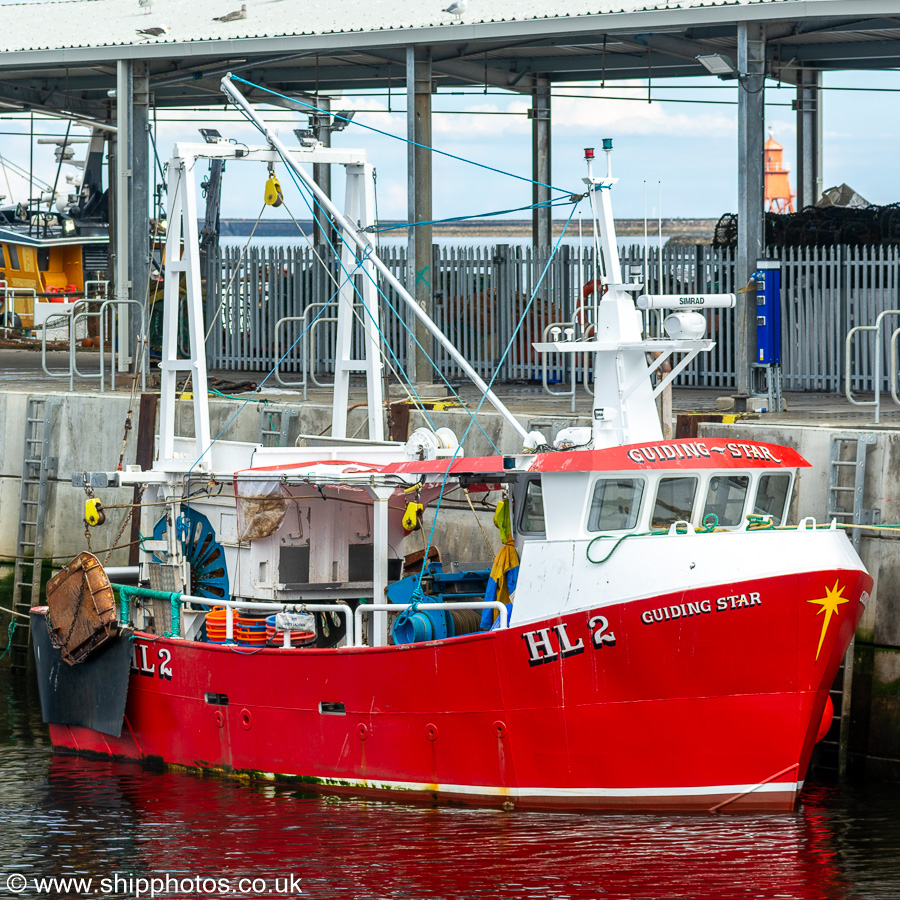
[765, 131, 795, 213]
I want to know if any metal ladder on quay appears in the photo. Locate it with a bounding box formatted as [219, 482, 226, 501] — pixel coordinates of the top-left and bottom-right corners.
[817, 432, 878, 776]
[259, 405, 297, 447]
[7, 397, 57, 671]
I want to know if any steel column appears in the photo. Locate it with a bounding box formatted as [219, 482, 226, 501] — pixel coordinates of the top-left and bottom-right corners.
[130, 60, 150, 368]
[313, 95, 332, 247]
[736, 23, 766, 395]
[115, 60, 132, 372]
[796, 69, 823, 210]
[531, 77, 552, 253]
[406, 45, 432, 385]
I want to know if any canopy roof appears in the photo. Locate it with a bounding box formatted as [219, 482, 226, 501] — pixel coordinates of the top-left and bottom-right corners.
[0, 0, 896, 117]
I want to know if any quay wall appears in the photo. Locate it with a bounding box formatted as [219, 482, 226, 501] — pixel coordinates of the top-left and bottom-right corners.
[0, 388, 586, 565]
[702, 422, 900, 781]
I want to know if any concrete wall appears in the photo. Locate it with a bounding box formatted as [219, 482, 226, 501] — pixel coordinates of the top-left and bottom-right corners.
[702, 421, 900, 779]
[0, 390, 140, 567]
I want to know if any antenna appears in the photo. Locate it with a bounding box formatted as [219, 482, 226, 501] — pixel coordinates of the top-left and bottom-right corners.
[643, 180, 649, 335]
[584, 147, 603, 322]
[643, 180, 649, 291]
[657, 181, 663, 293]
[578, 210, 584, 332]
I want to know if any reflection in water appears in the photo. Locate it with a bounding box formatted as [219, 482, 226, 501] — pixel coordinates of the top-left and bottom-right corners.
[2, 669, 900, 899]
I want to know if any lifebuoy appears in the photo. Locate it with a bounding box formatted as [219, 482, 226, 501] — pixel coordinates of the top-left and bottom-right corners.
[582, 280, 609, 300]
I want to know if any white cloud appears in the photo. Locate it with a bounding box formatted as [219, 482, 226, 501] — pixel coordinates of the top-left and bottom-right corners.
[423, 86, 738, 142]
[552, 90, 734, 138]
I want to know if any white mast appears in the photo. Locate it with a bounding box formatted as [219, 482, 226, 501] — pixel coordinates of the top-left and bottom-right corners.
[534, 143, 718, 448]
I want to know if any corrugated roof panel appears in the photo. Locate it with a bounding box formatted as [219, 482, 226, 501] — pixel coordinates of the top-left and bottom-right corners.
[0, 0, 801, 53]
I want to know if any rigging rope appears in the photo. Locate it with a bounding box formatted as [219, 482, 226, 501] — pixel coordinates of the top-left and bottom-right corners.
[114, 172, 171, 473]
[0, 620, 17, 662]
[413, 200, 582, 598]
[230, 75, 573, 196]
[366, 195, 580, 234]
[204, 201, 268, 343]
[268, 145, 503, 455]
[277, 195, 439, 430]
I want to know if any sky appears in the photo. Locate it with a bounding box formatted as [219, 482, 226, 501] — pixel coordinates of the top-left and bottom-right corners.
[0, 68, 897, 227]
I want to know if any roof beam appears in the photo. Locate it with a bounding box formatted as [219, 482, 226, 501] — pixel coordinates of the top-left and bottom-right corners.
[783, 38, 900, 63]
[366, 48, 535, 93]
[0, 78, 107, 117]
[612, 32, 725, 64]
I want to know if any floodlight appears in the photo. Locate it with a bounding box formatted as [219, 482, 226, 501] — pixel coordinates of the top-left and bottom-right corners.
[330, 110, 356, 132]
[199, 128, 223, 144]
[696, 54, 736, 77]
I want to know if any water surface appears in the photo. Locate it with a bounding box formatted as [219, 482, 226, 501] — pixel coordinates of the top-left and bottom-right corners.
[2, 666, 900, 900]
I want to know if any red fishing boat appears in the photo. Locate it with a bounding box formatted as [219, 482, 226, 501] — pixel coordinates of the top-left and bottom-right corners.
[31, 76, 870, 812]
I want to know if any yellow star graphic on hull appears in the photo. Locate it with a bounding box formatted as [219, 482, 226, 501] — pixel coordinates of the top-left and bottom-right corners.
[808, 580, 849, 661]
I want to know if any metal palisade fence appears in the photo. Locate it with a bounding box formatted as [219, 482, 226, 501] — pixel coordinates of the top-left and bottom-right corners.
[204, 243, 900, 394]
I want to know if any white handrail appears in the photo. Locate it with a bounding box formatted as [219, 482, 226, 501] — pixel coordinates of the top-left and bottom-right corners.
[36, 296, 148, 391]
[274, 304, 338, 395]
[888, 325, 900, 410]
[166, 596, 355, 647]
[0, 286, 36, 331]
[845, 308, 900, 424]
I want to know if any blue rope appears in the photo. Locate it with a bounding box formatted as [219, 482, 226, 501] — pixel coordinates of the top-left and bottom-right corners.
[414, 200, 581, 597]
[222, 93, 448, 436]
[226, 78, 522, 455]
[269, 142, 502, 455]
[285, 176, 438, 430]
[231, 75, 572, 196]
[368, 196, 578, 234]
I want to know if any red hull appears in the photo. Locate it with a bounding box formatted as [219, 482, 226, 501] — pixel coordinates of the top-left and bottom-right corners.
[45, 568, 869, 812]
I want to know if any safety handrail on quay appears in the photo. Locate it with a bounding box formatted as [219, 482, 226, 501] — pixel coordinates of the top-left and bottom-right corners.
[846, 309, 900, 424]
[39, 295, 148, 392]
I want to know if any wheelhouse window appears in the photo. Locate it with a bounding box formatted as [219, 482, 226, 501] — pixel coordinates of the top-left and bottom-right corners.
[703, 475, 750, 527]
[587, 478, 644, 532]
[651, 477, 698, 529]
[753, 473, 792, 524]
[518, 479, 545, 535]
[6, 245, 19, 270]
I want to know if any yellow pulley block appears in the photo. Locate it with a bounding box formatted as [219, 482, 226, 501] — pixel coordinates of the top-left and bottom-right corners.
[264, 172, 284, 208]
[84, 498, 106, 527]
[402, 501, 424, 532]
